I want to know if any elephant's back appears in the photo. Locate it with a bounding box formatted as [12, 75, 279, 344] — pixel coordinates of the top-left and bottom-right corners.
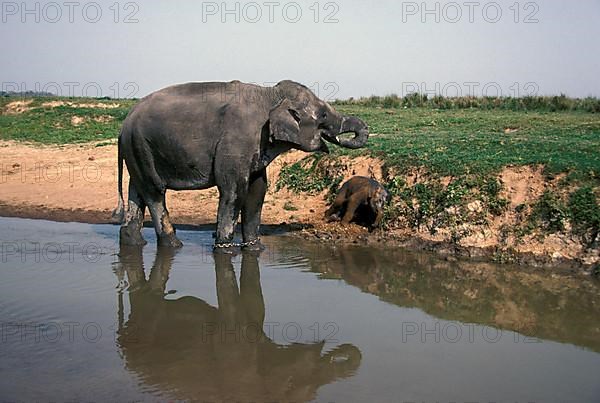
[147, 81, 265, 101]
[122, 84, 229, 191]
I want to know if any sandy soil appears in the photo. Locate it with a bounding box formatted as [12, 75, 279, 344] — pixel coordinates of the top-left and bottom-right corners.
[0, 140, 332, 226]
[0, 140, 597, 270]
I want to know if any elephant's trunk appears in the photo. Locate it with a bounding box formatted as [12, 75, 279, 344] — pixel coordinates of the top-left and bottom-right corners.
[338, 116, 369, 149]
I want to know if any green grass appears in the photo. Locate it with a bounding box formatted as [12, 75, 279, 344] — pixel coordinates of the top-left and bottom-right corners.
[331, 105, 600, 182]
[276, 154, 344, 198]
[335, 94, 600, 113]
[0, 97, 136, 144]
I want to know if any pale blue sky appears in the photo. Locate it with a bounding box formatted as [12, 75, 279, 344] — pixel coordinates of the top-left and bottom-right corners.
[2, 0, 599, 99]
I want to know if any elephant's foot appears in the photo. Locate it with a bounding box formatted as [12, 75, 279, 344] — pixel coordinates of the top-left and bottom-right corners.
[157, 233, 183, 248]
[119, 226, 147, 246]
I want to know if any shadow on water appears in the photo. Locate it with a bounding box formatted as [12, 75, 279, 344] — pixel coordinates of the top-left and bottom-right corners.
[113, 246, 362, 402]
[267, 238, 600, 353]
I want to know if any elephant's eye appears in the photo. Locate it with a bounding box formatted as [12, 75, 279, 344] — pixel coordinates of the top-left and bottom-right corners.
[321, 112, 328, 120]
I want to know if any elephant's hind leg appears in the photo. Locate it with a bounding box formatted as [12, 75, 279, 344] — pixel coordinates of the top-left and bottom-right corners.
[120, 183, 147, 246]
[146, 191, 183, 248]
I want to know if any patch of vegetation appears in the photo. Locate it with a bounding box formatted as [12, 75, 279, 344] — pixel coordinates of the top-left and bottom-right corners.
[400, 182, 445, 233]
[529, 191, 568, 233]
[376, 173, 509, 237]
[332, 104, 600, 183]
[480, 178, 510, 216]
[335, 93, 600, 113]
[518, 187, 600, 245]
[382, 176, 474, 238]
[276, 154, 344, 201]
[568, 187, 600, 247]
[0, 97, 135, 144]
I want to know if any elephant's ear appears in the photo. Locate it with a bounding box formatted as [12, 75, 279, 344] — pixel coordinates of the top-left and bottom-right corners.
[269, 99, 301, 145]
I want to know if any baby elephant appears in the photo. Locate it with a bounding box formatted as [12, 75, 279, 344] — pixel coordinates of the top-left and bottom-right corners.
[325, 176, 391, 230]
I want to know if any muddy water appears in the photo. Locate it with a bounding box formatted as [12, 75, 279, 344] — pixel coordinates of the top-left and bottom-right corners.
[0, 217, 599, 402]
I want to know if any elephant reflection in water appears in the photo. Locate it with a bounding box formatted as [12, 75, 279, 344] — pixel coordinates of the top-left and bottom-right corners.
[114, 247, 361, 401]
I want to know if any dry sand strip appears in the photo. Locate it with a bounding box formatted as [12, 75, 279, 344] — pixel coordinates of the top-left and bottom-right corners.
[0, 140, 330, 226]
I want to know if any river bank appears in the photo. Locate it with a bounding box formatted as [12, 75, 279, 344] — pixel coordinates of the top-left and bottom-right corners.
[0, 140, 598, 272]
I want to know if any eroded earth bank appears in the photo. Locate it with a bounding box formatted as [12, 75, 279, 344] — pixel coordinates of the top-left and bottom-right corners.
[0, 140, 598, 271]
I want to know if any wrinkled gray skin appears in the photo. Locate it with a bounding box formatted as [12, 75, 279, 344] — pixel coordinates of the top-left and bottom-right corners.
[112, 80, 369, 250]
[325, 176, 391, 230]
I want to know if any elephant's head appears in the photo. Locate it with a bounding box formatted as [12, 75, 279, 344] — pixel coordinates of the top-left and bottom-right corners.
[370, 185, 391, 213]
[269, 80, 369, 153]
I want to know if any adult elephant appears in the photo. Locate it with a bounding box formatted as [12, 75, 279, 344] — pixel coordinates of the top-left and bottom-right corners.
[112, 80, 369, 250]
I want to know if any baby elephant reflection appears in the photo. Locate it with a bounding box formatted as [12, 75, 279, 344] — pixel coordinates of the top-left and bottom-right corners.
[325, 176, 391, 230]
[114, 246, 361, 401]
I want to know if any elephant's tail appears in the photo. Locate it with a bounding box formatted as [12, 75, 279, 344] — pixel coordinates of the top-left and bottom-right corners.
[111, 133, 125, 223]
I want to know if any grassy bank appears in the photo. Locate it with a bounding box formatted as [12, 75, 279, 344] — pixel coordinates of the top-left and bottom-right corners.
[0, 97, 135, 144]
[331, 104, 600, 179]
[2, 95, 599, 258]
[276, 102, 600, 255]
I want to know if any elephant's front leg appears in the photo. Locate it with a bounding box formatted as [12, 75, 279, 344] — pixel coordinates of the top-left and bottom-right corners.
[215, 184, 245, 252]
[241, 170, 267, 251]
[325, 190, 347, 222]
[341, 194, 363, 224]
